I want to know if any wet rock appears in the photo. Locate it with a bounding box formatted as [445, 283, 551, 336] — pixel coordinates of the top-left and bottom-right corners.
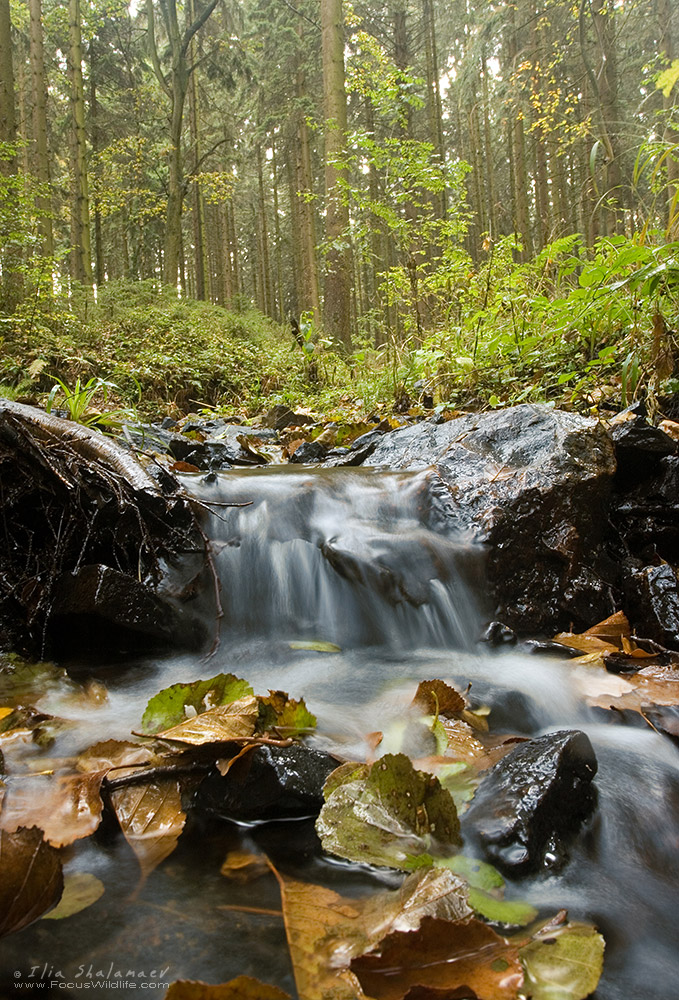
[363, 404, 617, 635]
[48, 563, 200, 653]
[261, 405, 315, 431]
[613, 455, 679, 564]
[462, 730, 598, 876]
[289, 440, 328, 464]
[611, 417, 676, 483]
[193, 744, 339, 822]
[168, 437, 237, 470]
[624, 563, 679, 649]
[481, 621, 517, 645]
[324, 429, 384, 467]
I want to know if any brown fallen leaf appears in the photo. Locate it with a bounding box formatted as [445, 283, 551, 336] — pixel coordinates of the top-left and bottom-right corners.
[77, 739, 159, 777]
[583, 611, 631, 642]
[110, 777, 186, 879]
[220, 848, 269, 883]
[412, 680, 466, 718]
[0, 826, 63, 936]
[0, 772, 104, 847]
[351, 916, 523, 1000]
[275, 866, 472, 1000]
[164, 978, 291, 999]
[155, 697, 259, 745]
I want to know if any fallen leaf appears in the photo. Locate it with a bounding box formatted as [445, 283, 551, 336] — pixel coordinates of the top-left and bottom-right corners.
[276, 867, 472, 1000]
[155, 697, 259, 745]
[583, 611, 630, 642]
[220, 849, 269, 883]
[0, 827, 63, 936]
[42, 872, 104, 920]
[77, 739, 158, 777]
[0, 772, 104, 846]
[170, 461, 201, 473]
[110, 777, 186, 878]
[141, 674, 254, 734]
[288, 640, 342, 653]
[519, 920, 605, 1000]
[316, 754, 461, 869]
[164, 980, 291, 1000]
[433, 855, 537, 926]
[258, 691, 317, 735]
[412, 680, 466, 717]
[350, 916, 523, 1000]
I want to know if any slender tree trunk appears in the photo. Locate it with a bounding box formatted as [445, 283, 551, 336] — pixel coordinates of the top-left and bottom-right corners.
[89, 41, 105, 286]
[0, 0, 21, 309]
[505, 2, 533, 257]
[256, 143, 273, 317]
[321, 0, 352, 350]
[187, 0, 207, 300]
[658, 0, 679, 234]
[294, 24, 321, 323]
[271, 139, 284, 322]
[423, 0, 445, 216]
[68, 0, 92, 285]
[481, 51, 497, 238]
[29, 0, 53, 259]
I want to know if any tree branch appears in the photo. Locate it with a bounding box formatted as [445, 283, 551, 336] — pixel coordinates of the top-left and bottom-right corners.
[146, 0, 172, 100]
[181, 0, 220, 56]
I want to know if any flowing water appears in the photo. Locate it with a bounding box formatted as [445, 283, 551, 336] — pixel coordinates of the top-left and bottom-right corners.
[2, 467, 679, 999]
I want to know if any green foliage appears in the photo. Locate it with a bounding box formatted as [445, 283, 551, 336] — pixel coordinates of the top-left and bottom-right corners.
[141, 673, 255, 735]
[45, 375, 136, 429]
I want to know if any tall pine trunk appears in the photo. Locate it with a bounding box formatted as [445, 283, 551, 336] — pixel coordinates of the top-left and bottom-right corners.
[321, 0, 352, 350]
[68, 0, 92, 285]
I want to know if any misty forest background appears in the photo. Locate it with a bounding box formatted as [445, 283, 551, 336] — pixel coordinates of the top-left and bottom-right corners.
[0, 0, 678, 419]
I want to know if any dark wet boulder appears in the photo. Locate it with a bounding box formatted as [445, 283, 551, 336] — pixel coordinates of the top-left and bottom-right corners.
[193, 744, 340, 822]
[613, 455, 679, 565]
[462, 730, 598, 876]
[261, 405, 315, 431]
[624, 563, 679, 650]
[611, 417, 677, 474]
[48, 564, 204, 653]
[289, 440, 328, 464]
[325, 429, 385, 467]
[363, 404, 617, 635]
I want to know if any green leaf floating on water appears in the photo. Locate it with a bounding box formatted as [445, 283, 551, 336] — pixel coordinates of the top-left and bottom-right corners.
[520, 920, 605, 1000]
[288, 640, 341, 653]
[141, 674, 254, 734]
[316, 753, 462, 869]
[415, 854, 538, 926]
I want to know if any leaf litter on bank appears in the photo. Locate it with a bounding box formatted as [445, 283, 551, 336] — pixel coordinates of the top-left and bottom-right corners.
[0, 826, 64, 936]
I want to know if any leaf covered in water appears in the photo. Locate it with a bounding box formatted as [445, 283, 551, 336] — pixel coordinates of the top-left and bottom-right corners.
[276, 866, 472, 1000]
[288, 640, 342, 653]
[0, 826, 64, 936]
[0, 772, 104, 847]
[160, 978, 292, 999]
[350, 915, 524, 999]
[154, 697, 259, 745]
[316, 753, 461, 869]
[434, 854, 538, 926]
[258, 690, 317, 735]
[42, 871, 104, 920]
[109, 777, 186, 878]
[141, 674, 254, 734]
[519, 919, 605, 1000]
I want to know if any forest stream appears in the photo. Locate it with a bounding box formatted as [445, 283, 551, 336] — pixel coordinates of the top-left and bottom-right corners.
[1, 466, 679, 999]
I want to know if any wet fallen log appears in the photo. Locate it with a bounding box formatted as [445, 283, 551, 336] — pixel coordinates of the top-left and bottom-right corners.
[0, 400, 208, 657]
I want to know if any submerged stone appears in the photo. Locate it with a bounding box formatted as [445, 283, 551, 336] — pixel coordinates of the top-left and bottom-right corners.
[462, 730, 598, 876]
[193, 744, 339, 822]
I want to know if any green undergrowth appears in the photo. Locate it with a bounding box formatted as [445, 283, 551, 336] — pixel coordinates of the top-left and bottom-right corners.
[1, 231, 679, 425]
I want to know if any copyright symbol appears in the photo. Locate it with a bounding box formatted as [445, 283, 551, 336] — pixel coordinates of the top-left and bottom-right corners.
[14, 971, 21, 978]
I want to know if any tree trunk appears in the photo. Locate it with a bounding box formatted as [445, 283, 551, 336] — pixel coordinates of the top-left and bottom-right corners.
[321, 0, 352, 350]
[505, 1, 533, 257]
[89, 41, 105, 287]
[68, 0, 92, 285]
[0, 0, 21, 309]
[658, 0, 679, 234]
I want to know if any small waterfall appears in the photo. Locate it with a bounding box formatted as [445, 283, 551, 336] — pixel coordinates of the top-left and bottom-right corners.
[193, 466, 484, 651]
